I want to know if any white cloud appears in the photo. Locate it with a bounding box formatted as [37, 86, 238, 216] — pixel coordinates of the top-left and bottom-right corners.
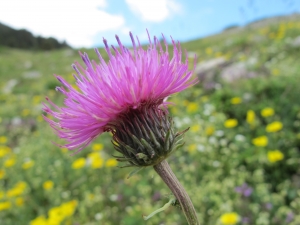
[0, 0, 125, 47]
[125, 0, 181, 22]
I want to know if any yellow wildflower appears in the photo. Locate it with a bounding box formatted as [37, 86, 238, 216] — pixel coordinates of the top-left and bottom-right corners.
[43, 180, 54, 190]
[224, 119, 238, 128]
[0, 201, 11, 211]
[16, 181, 27, 190]
[0, 170, 5, 179]
[21, 109, 30, 117]
[261, 107, 274, 117]
[188, 144, 197, 153]
[246, 110, 255, 124]
[267, 150, 284, 163]
[33, 95, 42, 104]
[88, 152, 100, 159]
[0, 191, 5, 199]
[230, 97, 242, 105]
[30, 216, 48, 225]
[48, 206, 64, 223]
[205, 126, 215, 136]
[187, 102, 199, 113]
[92, 143, 103, 151]
[88, 152, 104, 169]
[271, 68, 280, 76]
[15, 197, 24, 206]
[105, 158, 118, 167]
[37, 115, 44, 123]
[205, 47, 213, 55]
[22, 160, 35, 170]
[220, 212, 239, 225]
[190, 124, 200, 132]
[60, 200, 78, 217]
[6, 182, 27, 197]
[0, 136, 7, 144]
[0, 146, 11, 158]
[170, 106, 178, 115]
[72, 157, 86, 169]
[252, 136, 268, 147]
[61, 147, 68, 153]
[92, 157, 104, 169]
[266, 121, 283, 133]
[4, 158, 16, 168]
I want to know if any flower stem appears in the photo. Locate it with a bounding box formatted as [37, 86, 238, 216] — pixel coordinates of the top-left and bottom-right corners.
[153, 160, 200, 225]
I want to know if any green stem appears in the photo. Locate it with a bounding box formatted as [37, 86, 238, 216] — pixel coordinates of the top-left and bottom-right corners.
[153, 160, 200, 225]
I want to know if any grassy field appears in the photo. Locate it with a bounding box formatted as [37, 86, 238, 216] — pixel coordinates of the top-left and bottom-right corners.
[0, 14, 300, 225]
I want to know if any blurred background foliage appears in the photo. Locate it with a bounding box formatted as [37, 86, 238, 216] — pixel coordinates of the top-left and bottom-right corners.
[0, 13, 300, 225]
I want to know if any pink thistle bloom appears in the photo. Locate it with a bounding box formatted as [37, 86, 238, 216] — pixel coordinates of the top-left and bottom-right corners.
[43, 32, 197, 154]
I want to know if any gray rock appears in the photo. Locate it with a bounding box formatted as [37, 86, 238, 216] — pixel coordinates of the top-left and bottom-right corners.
[220, 62, 257, 82]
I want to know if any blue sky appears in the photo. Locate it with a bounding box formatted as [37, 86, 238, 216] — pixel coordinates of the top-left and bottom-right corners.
[0, 0, 299, 48]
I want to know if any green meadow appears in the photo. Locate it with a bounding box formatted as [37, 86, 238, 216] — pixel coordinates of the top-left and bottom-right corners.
[0, 15, 300, 225]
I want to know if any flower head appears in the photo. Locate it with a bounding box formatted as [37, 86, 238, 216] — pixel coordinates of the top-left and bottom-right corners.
[261, 107, 274, 117]
[235, 183, 253, 197]
[224, 119, 238, 128]
[220, 212, 239, 225]
[246, 110, 255, 124]
[44, 32, 197, 166]
[252, 136, 268, 147]
[230, 97, 242, 105]
[266, 121, 283, 133]
[267, 150, 284, 163]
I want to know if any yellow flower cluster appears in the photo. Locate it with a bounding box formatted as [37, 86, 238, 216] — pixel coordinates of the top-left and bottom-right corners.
[72, 151, 118, 170]
[0, 170, 5, 179]
[4, 157, 16, 168]
[92, 143, 104, 151]
[105, 158, 118, 167]
[220, 212, 239, 224]
[22, 160, 35, 170]
[266, 21, 300, 40]
[205, 126, 215, 136]
[0, 145, 11, 158]
[72, 157, 86, 169]
[246, 110, 255, 125]
[0, 181, 27, 211]
[187, 102, 199, 113]
[267, 150, 284, 163]
[266, 121, 283, 133]
[261, 107, 274, 117]
[190, 124, 201, 133]
[230, 97, 242, 105]
[30, 200, 78, 225]
[32, 95, 42, 105]
[88, 152, 104, 169]
[43, 180, 54, 190]
[0, 136, 7, 144]
[7, 181, 27, 197]
[187, 144, 197, 154]
[0, 201, 11, 211]
[224, 119, 238, 128]
[252, 136, 268, 147]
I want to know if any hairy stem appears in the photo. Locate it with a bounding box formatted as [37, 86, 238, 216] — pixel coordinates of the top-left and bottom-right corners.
[153, 160, 200, 225]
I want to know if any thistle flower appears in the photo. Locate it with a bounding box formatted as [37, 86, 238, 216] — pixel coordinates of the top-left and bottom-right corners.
[44, 31, 200, 225]
[43, 32, 197, 167]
